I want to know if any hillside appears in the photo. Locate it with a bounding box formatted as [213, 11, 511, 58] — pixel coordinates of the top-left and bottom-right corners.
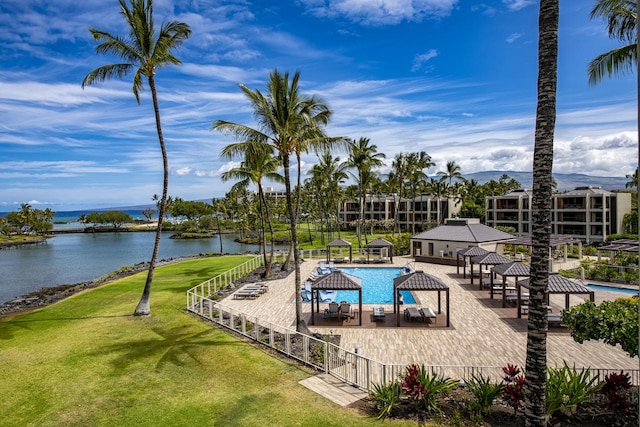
[463, 171, 628, 192]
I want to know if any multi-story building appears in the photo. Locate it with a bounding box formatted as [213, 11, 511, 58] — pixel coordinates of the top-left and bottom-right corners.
[485, 186, 632, 243]
[339, 194, 461, 232]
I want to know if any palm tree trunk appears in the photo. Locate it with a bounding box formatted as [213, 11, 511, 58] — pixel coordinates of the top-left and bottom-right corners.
[134, 75, 166, 317]
[257, 184, 272, 278]
[524, 1, 558, 425]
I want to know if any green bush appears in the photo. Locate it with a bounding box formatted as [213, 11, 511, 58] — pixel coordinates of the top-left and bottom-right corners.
[401, 364, 457, 413]
[546, 363, 603, 417]
[464, 374, 504, 415]
[369, 380, 402, 420]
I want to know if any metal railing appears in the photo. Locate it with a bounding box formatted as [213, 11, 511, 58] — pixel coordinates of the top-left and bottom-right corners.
[186, 264, 640, 390]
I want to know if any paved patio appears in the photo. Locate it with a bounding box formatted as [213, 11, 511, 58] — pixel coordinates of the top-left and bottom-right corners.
[219, 256, 638, 372]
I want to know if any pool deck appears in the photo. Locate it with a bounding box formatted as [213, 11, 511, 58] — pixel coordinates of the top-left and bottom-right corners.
[218, 256, 638, 373]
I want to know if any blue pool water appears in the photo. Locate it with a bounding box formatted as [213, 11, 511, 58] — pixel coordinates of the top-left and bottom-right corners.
[333, 267, 416, 304]
[586, 284, 638, 296]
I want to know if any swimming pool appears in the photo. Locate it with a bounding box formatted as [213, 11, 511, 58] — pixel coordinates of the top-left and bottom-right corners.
[333, 267, 416, 304]
[586, 284, 638, 296]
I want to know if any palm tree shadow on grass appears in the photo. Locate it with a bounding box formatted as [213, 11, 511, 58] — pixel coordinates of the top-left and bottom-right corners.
[215, 392, 282, 426]
[93, 325, 241, 371]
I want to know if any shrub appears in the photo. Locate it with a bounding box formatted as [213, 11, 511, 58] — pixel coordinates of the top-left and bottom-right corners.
[546, 362, 603, 417]
[401, 364, 458, 413]
[600, 371, 633, 412]
[369, 380, 402, 420]
[464, 374, 504, 415]
[502, 364, 525, 415]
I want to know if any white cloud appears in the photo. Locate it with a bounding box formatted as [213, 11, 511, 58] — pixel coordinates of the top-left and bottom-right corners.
[502, 0, 536, 12]
[411, 49, 439, 72]
[506, 32, 523, 43]
[175, 167, 193, 176]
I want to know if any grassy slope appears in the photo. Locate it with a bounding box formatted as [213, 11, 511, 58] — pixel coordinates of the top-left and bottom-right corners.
[0, 256, 414, 427]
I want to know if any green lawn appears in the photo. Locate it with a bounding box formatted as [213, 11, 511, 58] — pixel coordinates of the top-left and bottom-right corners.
[0, 256, 415, 427]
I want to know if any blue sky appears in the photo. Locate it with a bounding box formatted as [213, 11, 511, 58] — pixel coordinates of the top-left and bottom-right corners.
[0, 0, 636, 211]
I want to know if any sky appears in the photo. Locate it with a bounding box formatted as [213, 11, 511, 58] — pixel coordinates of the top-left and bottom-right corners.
[0, 0, 637, 212]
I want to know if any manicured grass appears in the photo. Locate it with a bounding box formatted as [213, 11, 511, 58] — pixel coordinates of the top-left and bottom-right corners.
[0, 256, 416, 427]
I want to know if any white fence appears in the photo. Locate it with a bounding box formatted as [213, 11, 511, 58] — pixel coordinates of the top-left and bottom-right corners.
[186, 260, 640, 390]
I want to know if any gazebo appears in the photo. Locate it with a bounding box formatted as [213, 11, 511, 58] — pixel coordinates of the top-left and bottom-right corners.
[516, 273, 595, 318]
[457, 246, 489, 278]
[365, 238, 394, 263]
[505, 235, 583, 264]
[490, 261, 530, 307]
[469, 252, 512, 289]
[393, 271, 450, 327]
[309, 271, 363, 326]
[326, 238, 353, 263]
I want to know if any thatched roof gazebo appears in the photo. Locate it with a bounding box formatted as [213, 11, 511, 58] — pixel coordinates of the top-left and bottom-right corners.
[365, 238, 394, 263]
[326, 238, 353, 263]
[310, 271, 362, 326]
[457, 246, 489, 278]
[469, 252, 512, 289]
[516, 273, 595, 318]
[490, 261, 530, 307]
[393, 271, 450, 327]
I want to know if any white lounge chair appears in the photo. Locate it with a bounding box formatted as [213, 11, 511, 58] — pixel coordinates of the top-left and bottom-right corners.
[372, 307, 385, 321]
[419, 307, 437, 323]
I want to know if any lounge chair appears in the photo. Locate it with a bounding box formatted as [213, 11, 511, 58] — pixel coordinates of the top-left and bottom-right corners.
[328, 302, 340, 318]
[404, 307, 422, 322]
[301, 290, 312, 302]
[243, 284, 268, 294]
[419, 307, 437, 323]
[232, 289, 260, 300]
[547, 312, 564, 327]
[372, 307, 385, 322]
[339, 302, 351, 320]
[328, 261, 335, 271]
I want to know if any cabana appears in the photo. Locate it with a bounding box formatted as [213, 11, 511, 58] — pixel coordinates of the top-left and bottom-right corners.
[310, 271, 363, 326]
[365, 238, 394, 263]
[516, 273, 595, 318]
[393, 271, 450, 327]
[490, 261, 530, 307]
[457, 246, 489, 278]
[505, 235, 583, 264]
[469, 252, 512, 289]
[326, 238, 353, 263]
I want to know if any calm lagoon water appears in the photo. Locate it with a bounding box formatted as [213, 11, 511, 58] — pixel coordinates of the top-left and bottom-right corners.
[0, 231, 269, 304]
[334, 267, 416, 304]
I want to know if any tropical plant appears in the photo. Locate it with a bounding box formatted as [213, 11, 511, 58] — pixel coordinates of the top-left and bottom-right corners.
[600, 371, 633, 412]
[524, 1, 558, 425]
[464, 374, 504, 415]
[369, 380, 402, 420]
[82, 0, 191, 316]
[588, 0, 637, 85]
[502, 364, 526, 416]
[546, 363, 603, 417]
[401, 364, 457, 414]
[213, 69, 334, 330]
[437, 160, 463, 186]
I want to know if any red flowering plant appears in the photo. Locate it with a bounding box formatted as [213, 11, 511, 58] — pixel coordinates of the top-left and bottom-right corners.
[502, 364, 526, 415]
[600, 371, 633, 412]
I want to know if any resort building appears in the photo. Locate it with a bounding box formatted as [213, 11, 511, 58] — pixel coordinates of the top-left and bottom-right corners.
[484, 186, 632, 243]
[338, 194, 461, 232]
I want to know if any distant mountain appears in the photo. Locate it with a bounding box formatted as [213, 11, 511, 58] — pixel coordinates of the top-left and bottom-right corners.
[462, 171, 629, 192]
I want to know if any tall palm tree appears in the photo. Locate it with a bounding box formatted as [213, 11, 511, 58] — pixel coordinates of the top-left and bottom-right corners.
[345, 137, 386, 248]
[437, 160, 463, 186]
[220, 142, 283, 278]
[82, 0, 191, 316]
[388, 153, 409, 235]
[588, 0, 637, 85]
[213, 70, 332, 331]
[524, 1, 558, 425]
[625, 166, 638, 189]
[405, 151, 434, 233]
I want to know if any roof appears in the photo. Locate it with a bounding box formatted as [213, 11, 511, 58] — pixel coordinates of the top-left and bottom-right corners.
[412, 219, 514, 243]
[367, 238, 393, 247]
[491, 261, 530, 276]
[326, 238, 352, 247]
[470, 252, 512, 265]
[311, 271, 362, 290]
[598, 239, 639, 253]
[518, 273, 592, 294]
[394, 271, 448, 290]
[562, 186, 612, 196]
[458, 246, 489, 257]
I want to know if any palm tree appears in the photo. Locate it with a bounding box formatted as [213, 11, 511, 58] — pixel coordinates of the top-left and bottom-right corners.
[309, 151, 348, 241]
[524, 0, 558, 425]
[81, 0, 191, 316]
[388, 153, 409, 235]
[437, 160, 463, 186]
[220, 142, 283, 278]
[213, 69, 332, 331]
[345, 137, 386, 248]
[625, 167, 638, 189]
[405, 151, 434, 233]
[588, 0, 637, 85]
